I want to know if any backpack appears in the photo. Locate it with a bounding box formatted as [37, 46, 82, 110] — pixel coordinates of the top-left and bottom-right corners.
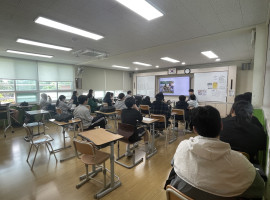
[20, 101, 29, 106]
[54, 113, 73, 122]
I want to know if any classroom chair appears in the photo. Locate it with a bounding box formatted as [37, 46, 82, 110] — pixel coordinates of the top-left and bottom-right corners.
[139, 105, 150, 117]
[171, 109, 186, 141]
[73, 138, 110, 191]
[166, 185, 194, 200]
[24, 124, 57, 169]
[56, 108, 62, 114]
[115, 122, 144, 169]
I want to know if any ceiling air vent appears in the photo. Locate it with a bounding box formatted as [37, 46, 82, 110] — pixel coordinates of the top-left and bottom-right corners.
[72, 49, 108, 58]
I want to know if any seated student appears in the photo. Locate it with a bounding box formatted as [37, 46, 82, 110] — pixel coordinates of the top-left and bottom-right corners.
[121, 97, 149, 156]
[87, 89, 98, 113]
[150, 92, 171, 129]
[168, 106, 264, 199]
[220, 100, 266, 163]
[103, 92, 113, 106]
[126, 90, 132, 98]
[40, 93, 53, 110]
[141, 96, 152, 115]
[73, 95, 106, 130]
[114, 93, 127, 110]
[71, 91, 79, 107]
[134, 95, 142, 107]
[187, 94, 198, 108]
[175, 95, 190, 130]
[56, 95, 73, 114]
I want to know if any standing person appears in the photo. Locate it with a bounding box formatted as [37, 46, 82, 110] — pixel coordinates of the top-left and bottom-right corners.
[121, 97, 149, 156]
[56, 95, 73, 114]
[114, 93, 127, 110]
[187, 89, 197, 102]
[103, 92, 113, 106]
[74, 95, 106, 130]
[126, 90, 132, 98]
[87, 89, 98, 113]
[175, 95, 190, 131]
[167, 106, 264, 199]
[71, 91, 79, 106]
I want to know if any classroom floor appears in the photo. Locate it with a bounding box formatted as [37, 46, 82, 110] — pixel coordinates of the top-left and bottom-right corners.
[0, 119, 196, 200]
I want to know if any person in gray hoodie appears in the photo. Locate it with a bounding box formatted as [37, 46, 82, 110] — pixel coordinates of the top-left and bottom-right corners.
[114, 93, 127, 110]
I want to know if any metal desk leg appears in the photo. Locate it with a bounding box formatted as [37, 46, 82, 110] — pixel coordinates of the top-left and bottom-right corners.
[146, 123, 157, 159]
[114, 114, 117, 133]
[169, 115, 177, 144]
[95, 141, 121, 199]
[52, 127, 72, 153]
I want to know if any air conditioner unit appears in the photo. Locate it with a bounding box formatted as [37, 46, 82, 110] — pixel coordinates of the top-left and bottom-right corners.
[73, 49, 108, 58]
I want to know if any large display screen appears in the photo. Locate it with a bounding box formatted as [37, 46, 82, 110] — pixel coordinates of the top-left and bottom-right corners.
[159, 76, 190, 96]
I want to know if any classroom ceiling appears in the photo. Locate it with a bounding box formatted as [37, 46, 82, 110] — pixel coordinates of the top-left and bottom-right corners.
[0, 0, 268, 71]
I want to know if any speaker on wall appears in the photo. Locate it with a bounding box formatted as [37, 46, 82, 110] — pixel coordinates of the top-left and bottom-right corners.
[75, 78, 82, 89]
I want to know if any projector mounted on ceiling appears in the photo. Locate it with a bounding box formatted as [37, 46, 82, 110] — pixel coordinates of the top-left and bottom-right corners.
[72, 49, 108, 59]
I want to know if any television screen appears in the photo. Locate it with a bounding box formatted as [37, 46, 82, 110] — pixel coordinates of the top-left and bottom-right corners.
[159, 77, 190, 96]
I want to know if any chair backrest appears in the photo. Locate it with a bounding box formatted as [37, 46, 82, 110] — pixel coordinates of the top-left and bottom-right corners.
[166, 185, 194, 200]
[116, 109, 122, 116]
[118, 122, 135, 141]
[56, 108, 62, 114]
[150, 114, 166, 122]
[172, 109, 185, 117]
[140, 105, 150, 111]
[73, 138, 95, 157]
[85, 105, 91, 110]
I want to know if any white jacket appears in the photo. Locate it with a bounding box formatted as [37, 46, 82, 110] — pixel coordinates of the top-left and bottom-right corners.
[173, 136, 256, 197]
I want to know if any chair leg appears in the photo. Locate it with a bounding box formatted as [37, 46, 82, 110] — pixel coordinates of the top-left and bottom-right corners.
[31, 145, 40, 169]
[27, 144, 33, 162]
[47, 142, 57, 162]
[103, 162, 106, 188]
[76, 164, 90, 189]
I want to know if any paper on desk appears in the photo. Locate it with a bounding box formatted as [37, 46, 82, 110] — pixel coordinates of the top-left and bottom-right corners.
[143, 117, 152, 122]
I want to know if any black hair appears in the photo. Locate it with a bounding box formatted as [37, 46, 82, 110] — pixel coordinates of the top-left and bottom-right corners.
[232, 100, 253, 124]
[72, 91, 77, 96]
[56, 95, 66, 107]
[78, 95, 88, 105]
[127, 90, 132, 95]
[144, 96, 150, 102]
[125, 97, 135, 108]
[103, 92, 111, 101]
[110, 92, 114, 97]
[243, 92, 252, 104]
[234, 94, 246, 102]
[189, 89, 194, 92]
[87, 89, 93, 98]
[155, 92, 164, 101]
[191, 106, 221, 138]
[179, 95, 186, 101]
[135, 95, 142, 106]
[118, 93, 125, 100]
[190, 94, 196, 100]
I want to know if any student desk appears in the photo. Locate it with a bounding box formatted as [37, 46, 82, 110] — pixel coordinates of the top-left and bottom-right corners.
[95, 110, 118, 133]
[25, 110, 49, 134]
[142, 117, 159, 159]
[78, 128, 123, 199]
[49, 118, 81, 162]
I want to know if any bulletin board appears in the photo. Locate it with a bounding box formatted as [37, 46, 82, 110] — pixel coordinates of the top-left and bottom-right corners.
[136, 76, 155, 98]
[194, 71, 228, 102]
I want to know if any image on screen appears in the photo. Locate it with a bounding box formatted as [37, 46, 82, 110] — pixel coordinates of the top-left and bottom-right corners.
[159, 77, 190, 96]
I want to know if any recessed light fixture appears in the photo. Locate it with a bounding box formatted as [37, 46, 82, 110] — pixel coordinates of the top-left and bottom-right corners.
[16, 38, 72, 51]
[115, 0, 163, 21]
[133, 62, 152, 66]
[215, 58, 221, 62]
[181, 62, 186, 65]
[112, 65, 130, 69]
[155, 65, 159, 68]
[6, 50, 53, 58]
[35, 17, 104, 40]
[161, 57, 180, 63]
[201, 51, 218, 59]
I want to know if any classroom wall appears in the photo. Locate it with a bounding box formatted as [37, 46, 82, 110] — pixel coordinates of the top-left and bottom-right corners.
[79, 66, 133, 94]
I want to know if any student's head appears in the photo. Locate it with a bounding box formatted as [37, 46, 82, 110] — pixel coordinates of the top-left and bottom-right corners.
[189, 89, 194, 95]
[59, 95, 66, 101]
[234, 94, 246, 102]
[231, 100, 253, 123]
[87, 89, 94, 98]
[144, 96, 150, 102]
[191, 106, 221, 138]
[243, 92, 252, 104]
[190, 94, 196, 100]
[41, 93, 47, 100]
[78, 95, 88, 105]
[155, 92, 164, 101]
[104, 92, 111, 99]
[179, 95, 186, 102]
[127, 90, 132, 95]
[118, 93, 125, 100]
[125, 97, 135, 108]
[72, 91, 78, 97]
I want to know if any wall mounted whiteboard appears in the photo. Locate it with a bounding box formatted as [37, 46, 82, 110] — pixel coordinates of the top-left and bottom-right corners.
[137, 76, 155, 98]
[194, 71, 228, 102]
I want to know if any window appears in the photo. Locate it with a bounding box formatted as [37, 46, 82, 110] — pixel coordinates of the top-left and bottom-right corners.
[58, 82, 72, 90]
[115, 90, 124, 97]
[0, 80, 14, 91]
[39, 82, 57, 90]
[16, 93, 37, 103]
[0, 92, 15, 103]
[16, 80, 37, 91]
[94, 91, 105, 99]
[58, 92, 72, 100]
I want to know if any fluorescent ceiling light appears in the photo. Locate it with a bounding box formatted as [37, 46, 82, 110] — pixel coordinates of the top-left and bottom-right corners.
[161, 57, 180, 63]
[16, 38, 72, 51]
[133, 61, 152, 66]
[112, 65, 130, 69]
[35, 17, 103, 40]
[155, 65, 159, 68]
[201, 51, 218, 59]
[215, 58, 221, 62]
[6, 50, 53, 58]
[115, 0, 163, 21]
[181, 62, 186, 65]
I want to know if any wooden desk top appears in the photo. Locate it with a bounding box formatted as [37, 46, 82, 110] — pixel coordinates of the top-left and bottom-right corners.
[26, 110, 49, 115]
[95, 110, 118, 115]
[78, 128, 123, 146]
[49, 118, 81, 126]
[142, 117, 159, 124]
